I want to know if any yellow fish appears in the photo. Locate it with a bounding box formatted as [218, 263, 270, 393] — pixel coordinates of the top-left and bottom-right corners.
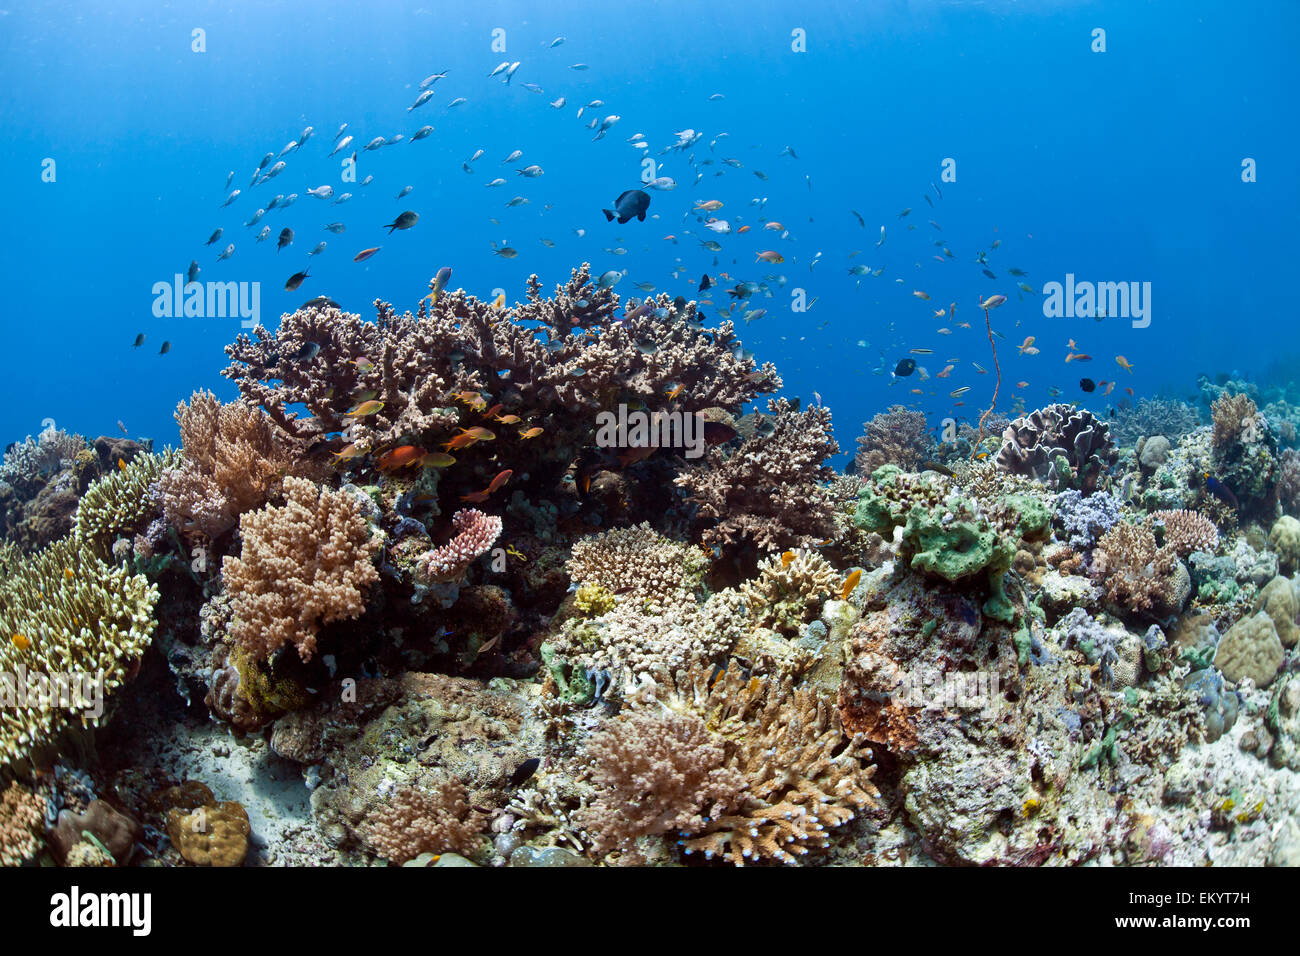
[841, 569, 862, 601]
[344, 400, 385, 418]
[11, 633, 30, 651]
[1017, 336, 1036, 354]
[63, 568, 74, 580]
[491, 291, 507, 310]
[117, 458, 127, 471]
[1116, 355, 1135, 373]
[781, 550, 796, 568]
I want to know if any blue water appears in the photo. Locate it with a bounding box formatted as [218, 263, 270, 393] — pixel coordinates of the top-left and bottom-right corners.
[3, 0, 1297, 457]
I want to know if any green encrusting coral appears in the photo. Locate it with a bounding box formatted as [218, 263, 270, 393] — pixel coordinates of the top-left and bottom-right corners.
[0, 534, 160, 769]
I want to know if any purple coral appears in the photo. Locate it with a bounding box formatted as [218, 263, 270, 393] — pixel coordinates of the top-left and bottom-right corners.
[1053, 489, 1122, 550]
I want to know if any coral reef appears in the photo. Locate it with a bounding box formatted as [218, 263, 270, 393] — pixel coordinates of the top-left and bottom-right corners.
[855, 405, 932, 475]
[222, 477, 380, 662]
[996, 403, 1117, 491]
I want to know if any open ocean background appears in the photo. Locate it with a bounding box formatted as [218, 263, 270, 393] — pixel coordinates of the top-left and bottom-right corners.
[2, 0, 1297, 459]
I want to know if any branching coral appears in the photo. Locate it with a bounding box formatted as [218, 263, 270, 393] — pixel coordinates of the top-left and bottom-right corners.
[574, 710, 746, 855]
[0, 535, 159, 768]
[73, 450, 179, 560]
[1151, 509, 1219, 557]
[0, 426, 86, 498]
[152, 390, 300, 542]
[1111, 398, 1201, 447]
[222, 477, 380, 662]
[1053, 489, 1122, 550]
[359, 779, 484, 864]
[675, 398, 839, 552]
[415, 508, 502, 583]
[224, 265, 778, 453]
[566, 523, 706, 613]
[0, 780, 45, 866]
[1212, 392, 1260, 452]
[740, 549, 840, 635]
[1090, 521, 1184, 619]
[854, 405, 932, 475]
[996, 403, 1117, 491]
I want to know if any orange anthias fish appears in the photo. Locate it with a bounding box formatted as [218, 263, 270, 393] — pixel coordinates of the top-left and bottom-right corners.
[1017, 336, 1036, 354]
[482, 404, 504, 419]
[764, 221, 784, 231]
[419, 452, 456, 468]
[1116, 355, 1135, 373]
[841, 569, 862, 601]
[460, 468, 514, 503]
[695, 199, 724, 212]
[666, 383, 685, 401]
[519, 426, 545, 439]
[344, 399, 385, 418]
[494, 414, 522, 425]
[737, 225, 751, 234]
[377, 445, 426, 470]
[353, 247, 381, 262]
[441, 426, 496, 452]
[332, 442, 368, 461]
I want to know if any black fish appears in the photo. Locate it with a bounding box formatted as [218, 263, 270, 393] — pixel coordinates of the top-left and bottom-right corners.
[277, 227, 293, 251]
[922, 460, 955, 477]
[1079, 378, 1096, 393]
[159, 341, 171, 355]
[301, 296, 340, 311]
[132, 333, 145, 348]
[702, 421, 739, 445]
[982, 268, 997, 279]
[698, 273, 712, 292]
[186, 260, 200, 283]
[672, 295, 686, 312]
[894, 358, 917, 376]
[384, 210, 419, 233]
[290, 341, 321, 362]
[509, 758, 540, 789]
[285, 269, 310, 292]
[602, 189, 650, 224]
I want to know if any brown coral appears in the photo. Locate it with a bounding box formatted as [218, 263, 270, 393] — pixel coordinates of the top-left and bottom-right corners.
[1, 780, 45, 867]
[566, 523, 706, 613]
[153, 390, 301, 542]
[359, 779, 484, 864]
[1090, 521, 1182, 618]
[166, 801, 250, 867]
[675, 398, 839, 553]
[574, 710, 746, 855]
[222, 477, 380, 662]
[1151, 509, 1218, 557]
[1211, 392, 1259, 451]
[855, 404, 932, 475]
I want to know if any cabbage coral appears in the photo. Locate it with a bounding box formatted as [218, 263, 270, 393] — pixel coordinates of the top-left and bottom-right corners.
[0, 535, 159, 768]
[222, 477, 380, 663]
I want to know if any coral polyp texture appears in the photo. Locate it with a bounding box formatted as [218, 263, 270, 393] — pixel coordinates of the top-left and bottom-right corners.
[4, 261, 1299, 871]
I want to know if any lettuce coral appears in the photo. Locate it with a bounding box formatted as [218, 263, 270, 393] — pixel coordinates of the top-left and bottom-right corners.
[222, 477, 380, 662]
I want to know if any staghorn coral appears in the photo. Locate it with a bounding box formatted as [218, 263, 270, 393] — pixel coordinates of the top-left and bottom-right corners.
[152, 390, 300, 542]
[854, 405, 932, 475]
[566, 523, 706, 613]
[740, 549, 841, 635]
[1, 780, 45, 866]
[675, 398, 839, 553]
[1110, 398, 1201, 447]
[415, 508, 502, 583]
[0, 535, 159, 769]
[1151, 509, 1219, 557]
[673, 666, 879, 865]
[223, 265, 778, 452]
[574, 710, 746, 856]
[1090, 521, 1184, 619]
[996, 403, 1117, 491]
[222, 477, 380, 662]
[73, 450, 179, 560]
[359, 779, 485, 864]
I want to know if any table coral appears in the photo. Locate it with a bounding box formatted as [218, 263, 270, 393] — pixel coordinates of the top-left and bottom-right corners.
[222, 477, 380, 662]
